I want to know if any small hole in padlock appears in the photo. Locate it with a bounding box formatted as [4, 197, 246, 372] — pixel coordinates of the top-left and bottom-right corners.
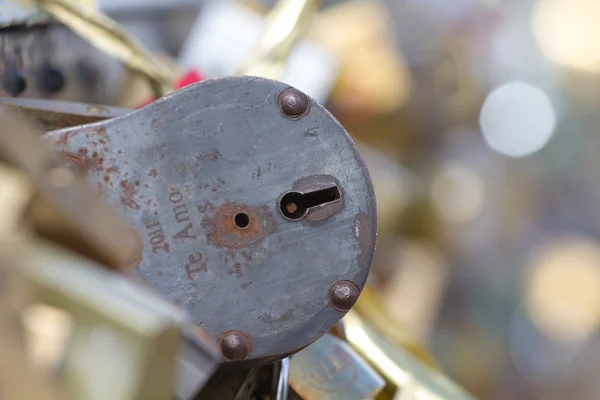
[280, 186, 341, 220]
[234, 213, 250, 228]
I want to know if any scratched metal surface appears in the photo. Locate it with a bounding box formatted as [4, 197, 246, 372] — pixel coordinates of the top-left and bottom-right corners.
[43, 76, 377, 366]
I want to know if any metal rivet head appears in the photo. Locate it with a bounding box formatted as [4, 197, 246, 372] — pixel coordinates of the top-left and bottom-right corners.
[328, 281, 360, 312]
[278, 87, 309, 119]
[220, 331, 251, 360]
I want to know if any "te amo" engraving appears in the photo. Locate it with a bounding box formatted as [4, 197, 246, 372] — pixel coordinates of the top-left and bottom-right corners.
[169, 191, 196, 240]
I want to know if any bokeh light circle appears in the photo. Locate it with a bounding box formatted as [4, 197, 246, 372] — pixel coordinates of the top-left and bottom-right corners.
[479, 81, 556, 157]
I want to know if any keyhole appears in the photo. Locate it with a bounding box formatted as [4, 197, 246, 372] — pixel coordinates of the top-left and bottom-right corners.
[280, 186, 341, 220]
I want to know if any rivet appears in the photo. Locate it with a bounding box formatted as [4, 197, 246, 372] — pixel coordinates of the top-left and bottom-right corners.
[220, 330, 251, 360]
[328, 281, 360, 312]
[278, 87, 309, 119]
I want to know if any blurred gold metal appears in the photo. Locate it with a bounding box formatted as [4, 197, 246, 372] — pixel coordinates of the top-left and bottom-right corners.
[289, 332, 385, 399]
[355, 140, 414, 234]
[0, 107, 131, 262]
[309, 0, 411, 115]
[0, 112, 63, 400]
[352, 286, 440, 371]
[22, 0, 175, 96]
[343, 310, 476, 400]
[237, 0, 321, 79]
[118, 53, 182, 108]
[23, 238, 185, 400]
[380, 241, 449, 340]
[525, 237, 600, 343]
[0, 108, 193, 399]
[0, 108, 138, 269]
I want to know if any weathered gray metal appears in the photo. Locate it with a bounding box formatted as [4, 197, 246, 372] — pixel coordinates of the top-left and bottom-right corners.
[44, 76, 377, 367]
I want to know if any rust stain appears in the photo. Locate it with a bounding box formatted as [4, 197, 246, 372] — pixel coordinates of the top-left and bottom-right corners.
[149, 168, 157, 178]
[355, 213, 373, 268]
[121, 180, 136, 195]
[121, 197, 140, 210]
[70, 146, 106, 174]
[258, 309, 294, 323]
[120, 180, 140, 210]
[55, 129, 79, 147]
[195, 149, 221, 165]
[88, 151, 104, 172]
[202, 202, 276, 249]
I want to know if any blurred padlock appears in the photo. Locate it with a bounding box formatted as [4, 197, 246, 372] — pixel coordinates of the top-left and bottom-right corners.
[289, 332, 385, 399]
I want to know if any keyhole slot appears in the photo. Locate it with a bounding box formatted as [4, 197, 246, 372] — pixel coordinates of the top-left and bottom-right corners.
[280, 186, 341, 220]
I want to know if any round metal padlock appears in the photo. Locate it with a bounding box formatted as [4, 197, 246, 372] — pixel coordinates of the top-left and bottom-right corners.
[45, 76, 377, 367]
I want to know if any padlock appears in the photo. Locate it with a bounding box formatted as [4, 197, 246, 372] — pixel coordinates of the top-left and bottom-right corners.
[44, 75, 378, 368]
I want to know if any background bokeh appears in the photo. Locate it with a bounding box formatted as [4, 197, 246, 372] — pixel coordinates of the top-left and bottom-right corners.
[100, 0, 600, 398]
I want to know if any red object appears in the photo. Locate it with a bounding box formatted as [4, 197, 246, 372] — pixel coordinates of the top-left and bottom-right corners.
[175, 69, 204, 89]
[137, 69, 205, 108]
